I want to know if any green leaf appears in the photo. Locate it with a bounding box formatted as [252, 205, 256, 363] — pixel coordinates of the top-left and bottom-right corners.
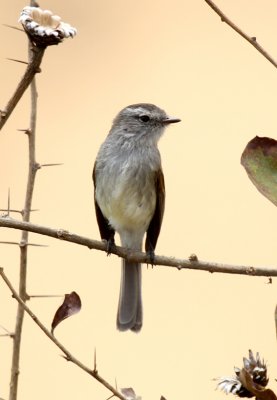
[241, 136, 277, 207]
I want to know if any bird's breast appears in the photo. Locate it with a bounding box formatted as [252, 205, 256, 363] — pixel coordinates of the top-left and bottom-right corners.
[95, 160, 157, 233]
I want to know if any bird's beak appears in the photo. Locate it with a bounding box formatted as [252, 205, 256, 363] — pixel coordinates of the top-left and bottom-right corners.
[162, 116, 181, 124]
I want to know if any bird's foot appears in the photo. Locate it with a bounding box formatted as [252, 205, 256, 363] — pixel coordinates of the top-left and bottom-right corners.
[147, 250, 156, 267]
[106, 238, 116, 256]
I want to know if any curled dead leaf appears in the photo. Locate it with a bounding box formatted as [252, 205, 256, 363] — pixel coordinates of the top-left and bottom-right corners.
[51, 291, 81, 334]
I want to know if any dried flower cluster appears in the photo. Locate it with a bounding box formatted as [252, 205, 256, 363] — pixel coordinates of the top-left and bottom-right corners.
[19, 6, 77, 46]
[216, 350, 268, 398]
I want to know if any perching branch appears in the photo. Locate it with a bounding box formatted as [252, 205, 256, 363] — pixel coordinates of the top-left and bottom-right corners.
[0, 216, 276, 277]
[204, 0, 277, 69]
[0, 268, 126, 400]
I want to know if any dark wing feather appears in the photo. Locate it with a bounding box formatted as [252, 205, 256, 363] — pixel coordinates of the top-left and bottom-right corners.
[92, 163, 115, 243]
[145, 169, 165, 254]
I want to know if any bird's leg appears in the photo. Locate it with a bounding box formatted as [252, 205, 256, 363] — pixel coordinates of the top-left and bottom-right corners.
[146, 247, 156, 267]
[106, 237, 116, 256]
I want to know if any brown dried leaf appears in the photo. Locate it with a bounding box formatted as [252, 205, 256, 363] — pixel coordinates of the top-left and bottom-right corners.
[51, 291, 81, 334]
[239, 369, 277, 400]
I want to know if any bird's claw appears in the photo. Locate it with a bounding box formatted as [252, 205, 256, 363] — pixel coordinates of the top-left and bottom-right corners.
[147, 250, 155, 267]
[106, 238, 115, 256]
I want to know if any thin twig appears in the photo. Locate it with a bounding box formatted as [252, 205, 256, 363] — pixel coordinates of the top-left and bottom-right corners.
[0, 44, 45, 131]
[0, 268, 126, 400]
[204, 0, 277, 69]
[0, 216, 276, 277]
[9, 36, 40, 400]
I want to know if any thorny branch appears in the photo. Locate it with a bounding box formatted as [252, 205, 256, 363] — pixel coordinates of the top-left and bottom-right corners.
[8, 35, 41, 400]
[204, 0, 277, 69]
[0, 216, 276, 278]
[0, 268, 126, 400]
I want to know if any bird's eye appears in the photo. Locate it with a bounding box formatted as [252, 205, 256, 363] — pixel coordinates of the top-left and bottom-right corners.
[139, 115, 150, 122]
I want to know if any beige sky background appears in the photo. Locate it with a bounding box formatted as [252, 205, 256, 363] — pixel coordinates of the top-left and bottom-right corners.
[1, 0, 277, 399]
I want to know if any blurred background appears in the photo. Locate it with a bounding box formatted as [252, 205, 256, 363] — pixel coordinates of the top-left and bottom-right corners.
[1, 0, 277, 399]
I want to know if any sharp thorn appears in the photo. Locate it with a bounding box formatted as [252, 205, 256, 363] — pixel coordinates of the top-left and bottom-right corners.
[0, 241, 47, 247]
[3, 24, 24, 32]
[0, 241, 19, 246]
[106, 395, 115, 400]
[94, 347, 97, 371]
[28, 294, 63, 298]
[0, 209, 39, 214]
[6, 58, 28, 65]
[40, 163, 64, 167]
[0, 324, 12, 335]
[7, 188, 10, 217]
[26, 243, 49, 247]
[17, 128, 31, 134]
[60, 354, 71, 361]
[0, 209, 22, 215]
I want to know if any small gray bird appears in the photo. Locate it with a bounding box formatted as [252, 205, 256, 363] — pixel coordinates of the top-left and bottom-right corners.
[93, 103, 180, 332]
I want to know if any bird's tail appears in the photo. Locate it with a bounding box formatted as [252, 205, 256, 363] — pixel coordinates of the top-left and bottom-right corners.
[117, 258, 142, 332]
